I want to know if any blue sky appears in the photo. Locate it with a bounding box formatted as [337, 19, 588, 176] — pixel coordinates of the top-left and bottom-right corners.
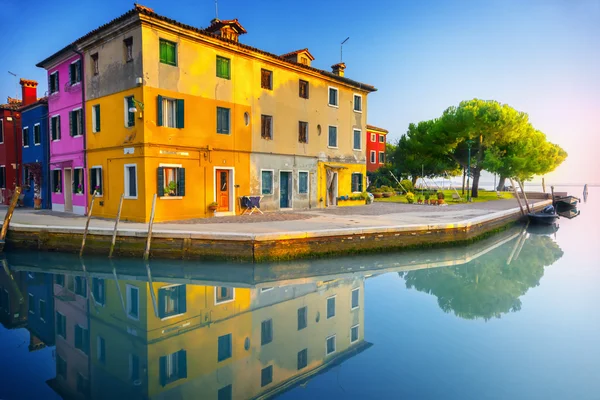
[1, 0, 598, 184]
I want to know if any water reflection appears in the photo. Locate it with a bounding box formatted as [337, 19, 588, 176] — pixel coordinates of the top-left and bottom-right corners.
[0, 223, 566, 399]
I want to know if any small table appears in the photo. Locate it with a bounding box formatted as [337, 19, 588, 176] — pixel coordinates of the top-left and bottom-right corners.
[240, 196, 264, 215]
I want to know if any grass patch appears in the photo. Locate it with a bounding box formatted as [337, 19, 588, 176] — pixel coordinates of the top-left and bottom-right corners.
[374, 189, 514, 205]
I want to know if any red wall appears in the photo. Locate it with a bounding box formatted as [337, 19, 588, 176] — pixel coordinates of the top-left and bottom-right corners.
[366, 129, 387, 172]
[0, 108, 22, 204]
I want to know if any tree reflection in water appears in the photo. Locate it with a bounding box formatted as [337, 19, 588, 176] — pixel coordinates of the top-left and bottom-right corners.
[399, 234, 564, 321]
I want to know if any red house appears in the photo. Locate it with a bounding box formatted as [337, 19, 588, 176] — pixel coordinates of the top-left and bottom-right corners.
[366, 125, 389, 172]
[0, 98, 23, 204]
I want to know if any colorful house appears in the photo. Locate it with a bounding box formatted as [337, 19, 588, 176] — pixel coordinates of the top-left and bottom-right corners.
[20, 79, 51, 209]
[38, 4, 375, 222]
[36, 52, 88, 215]
[366, 125, 389, 172]
[0, 97, 23, 205]
[24, 271, 55, 349]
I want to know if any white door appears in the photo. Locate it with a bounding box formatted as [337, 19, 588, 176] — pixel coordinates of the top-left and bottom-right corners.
[64, 168, 73, 212]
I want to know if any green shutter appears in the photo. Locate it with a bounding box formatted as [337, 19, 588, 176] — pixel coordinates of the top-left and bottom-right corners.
[176, 99, 184, 128]
[158, 289, 165, 318]
[157, 167, 164, 197]
[98, 169, 103, 195]
[159, 356, 167, 386]
[69, 111, 74, 136]
[157, 96, 163, 127]
[127, 97, 135, 127]
[90, 170, 95, 195]
[78, 110, 83, 136]
[95, 105, 101, 132]
[159, 40, 166, 63]
[178, 350, 187, 379]
[178, 168, 185, 196]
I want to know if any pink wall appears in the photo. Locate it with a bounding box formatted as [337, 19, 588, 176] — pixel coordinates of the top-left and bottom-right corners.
[47, 54, 88, 213]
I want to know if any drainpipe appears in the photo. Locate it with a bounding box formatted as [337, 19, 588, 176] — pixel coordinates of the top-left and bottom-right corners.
[72, 46, 87, 211]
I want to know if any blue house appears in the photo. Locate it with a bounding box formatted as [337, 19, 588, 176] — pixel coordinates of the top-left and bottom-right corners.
[25, 271, 55, 349]
[20, 91, 50, 209]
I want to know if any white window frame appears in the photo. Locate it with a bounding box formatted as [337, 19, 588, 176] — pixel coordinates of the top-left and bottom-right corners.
[92, 105, 100, 133]
[49, 71, 59, 94]
[22, 126, 29, 148]
[70, 59, 82, 86]
[72, 107, 83, 137]
[124, 164, 138, 199]
[353, 94, 362, 113]
[353, 129, 362, 151]
[158, 284, 186, 321]
[51, 115, 61, 142]
[370, 151, 376, 164]
[90, 166, 103, 197]
[379, 135, 385, 143]
[379, 152, 385, 164]
[260, 287, 274, 293]
[351, 288, 360, 310]
[159, 163, 183, 200]
[298, 170, 309, 195]
[326, 295, 336, 319]
[260, 169, 275, 196]
[73, 167, 85, 196]
[214, 286, 235, 305]
[126, 284, 139, 320]
[350, 324, 360, 344]
[327, 125, 338, 149]
[33, 123, 41, 146]
[162, 97, 178, 129]
[325, 334, 336, 355]
[370, 133, 376, 142]
[328, 86, 339, 108]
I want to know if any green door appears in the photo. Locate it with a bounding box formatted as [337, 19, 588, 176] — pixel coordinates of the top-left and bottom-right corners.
[280, 172, 290, 208]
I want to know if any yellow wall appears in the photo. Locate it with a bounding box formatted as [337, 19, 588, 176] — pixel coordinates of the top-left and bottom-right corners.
[317, 161, 367, 207]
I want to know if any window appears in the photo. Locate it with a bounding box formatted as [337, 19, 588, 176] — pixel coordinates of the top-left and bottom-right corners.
[124, 96, 135, 127]
[74, 276, 87, 297]
[90, 167, 103, 195]
[298, 306, 307, 330]
[66, 276, 74, 292]
[328, 87, 338, 107]
[158, 285, 186, 318]
[92, 105, 101, 133]
[217, 107, 230, 134]
[56, 274, 64, 286]
[124, 164, 138, 199]
[297, 349, 308, 370]
[159, 39, 177, 66]
[261, 365, 273, 387]
[52, 170, 62, 193]
[328, 126, 337, 148]
[157, 166, 185, 197]
[298, 121, 308, 144]
[261, 115, 273, 140]
[57, 355, 67, 378]
[216, 56, 231, 79]
[352, 288, 359, 309]
[70, 60, 82, 85]
[298, 171, 308, 194]
[261, 69, 272, 90]
[218, 385, 232, 400]
[353, 129, 361, 150]
[353, 94, 362, 112]
[379, 152, 385, 164]
[371, 133, 376, 142]
[56, 312, 67, 338]
[326, 335, 336, 355]
[70, 109, 83, 137]
[127, 284, 139, 319]
[49, 71, 59, 94]
[22, 127, 30, 147]
[218, 334, 232, 362]
[77, 373, 89, 395]
[261, 170, 273, 195]
[130, 354, 140, 382]
[370, 151, 376, 164]
[157, 96, 184, 128]
[352, 173, 364, 192]
[91, 53, 99, 76]
[351, 325, 359, 343]
[92, 278, 105, 305]
[379, 135, 385, 143]
[75, 325, 90, 355]
[51, 115, 61, 141]
[97, 336, 106, 364]
[299, 79, 309, 99]
[39, 299, 46, 321]
[0, 166, 5, 189]
[215, 287, 234, 304]
[261, 319, 273, 345]
[73, 168, 84, 195]
[160, 350, 187, 386]
[300, 56, 308, 65]
[0, 119, 3, 143]
[327, 296, 336, 319]
[34, 124, 41, 145]
[124, 37, 133, 62]
[28, 293, 35, 314]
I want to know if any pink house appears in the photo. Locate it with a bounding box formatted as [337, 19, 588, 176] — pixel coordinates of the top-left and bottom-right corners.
[37, 52, 88, 215]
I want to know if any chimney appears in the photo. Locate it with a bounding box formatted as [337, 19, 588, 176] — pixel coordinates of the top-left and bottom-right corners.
[331, 63, 346, 77]
[205, 18, 247, 43]
[20, 79, 38, 106]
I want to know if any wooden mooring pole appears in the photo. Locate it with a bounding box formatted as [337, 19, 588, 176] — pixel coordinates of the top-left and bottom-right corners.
[509, 178, 526, 216]
[108, 194, 124, 258]
[143, 194, 157, 261]
[79, 193, 97, 257]
[517, 180, 531, 214]
[0, 187, 22, 251]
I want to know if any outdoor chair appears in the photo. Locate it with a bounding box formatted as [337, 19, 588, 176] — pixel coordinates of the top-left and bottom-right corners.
[240, 195, 264, 215]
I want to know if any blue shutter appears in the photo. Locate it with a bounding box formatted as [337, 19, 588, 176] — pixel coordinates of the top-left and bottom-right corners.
[157, 167, 164, 197]
[157, 96, 163, 127]
[158, 288, 165, 318]
[178, 350, 187, 379]
[176, 99, 184, 128]
[178, 285, 186, 313]
[177, 168, 185, 197]
[159, 356, 167, 386]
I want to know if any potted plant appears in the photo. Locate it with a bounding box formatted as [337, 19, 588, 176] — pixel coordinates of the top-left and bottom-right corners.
[417, 195, 423, 204]
[371, 188, 383, 199]
[406, 192, 415, 204]
[381, 186, 393, 198]
[437, 191, 445, 205]
[164, 181, 177, 196]
[76, 184, 83, 194]
[208, 201, 219, 212]
[424, 193, 430, 205]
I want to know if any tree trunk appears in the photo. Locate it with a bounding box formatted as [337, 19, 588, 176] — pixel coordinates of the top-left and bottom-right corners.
[496, 175, 507, 191]
[411, 175, 418, 187]
[471, 168, 481, 198]
[462, 169, 466, 194]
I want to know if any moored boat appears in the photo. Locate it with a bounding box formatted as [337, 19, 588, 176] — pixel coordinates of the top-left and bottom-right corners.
[528, 205, 559, 225]
[554, 195, 579, 208]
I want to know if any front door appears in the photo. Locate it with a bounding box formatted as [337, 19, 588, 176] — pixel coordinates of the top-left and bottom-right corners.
[63, 168, 73, 212]
[327, 172, 338, 206]
[216, 169, 230, 212]
[280, 172, 291, 208]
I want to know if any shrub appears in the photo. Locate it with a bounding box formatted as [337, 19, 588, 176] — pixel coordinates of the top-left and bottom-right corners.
[370, 188, 382, 193]
[406, 192, 415, 204]
[400, 179, 414, 193]
[424, 193, 430, 200]
[437, 191, 445, 200]
[380, 185, 393, 193]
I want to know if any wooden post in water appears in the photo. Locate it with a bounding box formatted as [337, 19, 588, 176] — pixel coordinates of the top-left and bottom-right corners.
[79, 192, 97, 257]
[509, 178, 526, 216]
[517, 180, 531, 213]
[143, 194, 157, 261]
[108, 194, 124, 258]
[542, 177, 546, 193]
[0, 187, 22, 250]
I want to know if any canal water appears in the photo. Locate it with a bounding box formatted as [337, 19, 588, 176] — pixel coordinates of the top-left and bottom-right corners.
[0, 187, 597, 400]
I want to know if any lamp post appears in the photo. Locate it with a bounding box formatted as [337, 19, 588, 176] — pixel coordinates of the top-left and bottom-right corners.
[466, 139, 474, 202]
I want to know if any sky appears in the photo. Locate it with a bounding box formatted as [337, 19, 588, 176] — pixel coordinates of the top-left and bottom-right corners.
[1, 0, 598, 185]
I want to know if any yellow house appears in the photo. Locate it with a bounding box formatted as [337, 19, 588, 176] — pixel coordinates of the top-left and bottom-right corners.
[52, 4, 376, 222]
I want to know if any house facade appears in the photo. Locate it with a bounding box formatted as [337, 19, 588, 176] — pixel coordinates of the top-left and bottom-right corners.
[36, 52, 88, 215]
[24, 271, 55, 349]
[20, 79, 51, 209]
[366, 124, 388, 172]
[0, 98, 22, 205]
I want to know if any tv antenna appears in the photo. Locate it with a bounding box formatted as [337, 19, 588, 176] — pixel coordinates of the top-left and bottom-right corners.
[340, 37, 349, 62]
[215, 0, 219, 19]
[8, 71, 18, 99]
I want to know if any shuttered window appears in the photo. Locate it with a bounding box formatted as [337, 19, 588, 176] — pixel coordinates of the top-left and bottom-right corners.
[328, 87, 338, 106]
[124, 96, 135, 127]
[298, 172, 308, 194]
[157, 96, 184, 128]
[261, 69, 272, 89]
[353, 129, 361, 150]
[22, 127, 29, 147]
[218, 334, 232, 362]
[216, 56, 230, 79]
[69, 109, 83, 137]
[299, 79, 309, 99]
[74, 324, 89, 355]
[159, 350, 187, 386]
[217, 107, 230, 134]
[69, 60, 82, 85]
[157, 166, 185, 197]
[51, 116, 61, 141]
[159, 39, 177, 66]
[90, 167, 103, 195]
[92, 105, 101, 133]
[158, 285, 186, 318]
[34, 124, 41, 145]
[298, 121, 308, 144]
[297, 349, 308, 370]
[49, 71, 59, 94]
[261, 319, 273, 345]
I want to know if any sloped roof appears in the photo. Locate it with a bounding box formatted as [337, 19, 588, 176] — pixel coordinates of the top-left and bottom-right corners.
[280, 48, 315, 61]
[366, 124, 389, 134]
